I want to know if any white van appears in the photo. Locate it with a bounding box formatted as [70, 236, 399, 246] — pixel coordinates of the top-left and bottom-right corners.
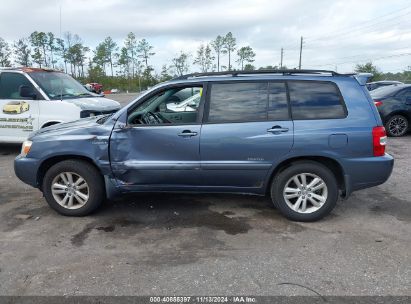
[0, 67, 121, 143]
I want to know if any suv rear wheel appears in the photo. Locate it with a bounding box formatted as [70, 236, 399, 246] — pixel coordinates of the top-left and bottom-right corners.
[385, 114, 409, 137]
[271, 161, 339, 222]
[43, 160, 105, 216]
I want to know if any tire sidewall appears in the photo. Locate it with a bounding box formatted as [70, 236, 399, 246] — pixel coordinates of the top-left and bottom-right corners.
[43, 160, 104, 216]
[271, 162, 339, 222]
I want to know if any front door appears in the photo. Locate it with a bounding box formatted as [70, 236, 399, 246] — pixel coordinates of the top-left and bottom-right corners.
[110, 84, 205, 189]
[0, 72, 40, 143]
[200, 81, 294, 189]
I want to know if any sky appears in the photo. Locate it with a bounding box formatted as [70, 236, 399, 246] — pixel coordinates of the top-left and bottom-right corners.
[1, 0, 411, 74]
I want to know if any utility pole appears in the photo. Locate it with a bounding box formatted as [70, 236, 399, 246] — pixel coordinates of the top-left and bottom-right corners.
[298, 36, 303, 69]
[280, 48, 284, 69]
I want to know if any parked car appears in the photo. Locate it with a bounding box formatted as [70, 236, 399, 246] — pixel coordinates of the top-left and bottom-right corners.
[14, 70, 393, 222]
[0, 67, 121, 143]
[85, 82, 103, 94]
[366, 80, 403, 91]
[370, 84, 411, 137]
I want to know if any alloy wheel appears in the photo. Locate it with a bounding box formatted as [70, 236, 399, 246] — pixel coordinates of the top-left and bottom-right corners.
[51, 172, 89, 209]
[283, 173, 328, 214]
[388, 116, 408, 136]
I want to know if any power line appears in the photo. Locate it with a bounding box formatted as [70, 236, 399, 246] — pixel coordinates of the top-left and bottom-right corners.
[306, 17, 411, 49]
[306, 4, 411, 43]
[309, 52, 411, 68]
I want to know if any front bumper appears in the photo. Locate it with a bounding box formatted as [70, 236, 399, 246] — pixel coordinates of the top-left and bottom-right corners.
[342, 153, 394, 197]
[14, 155, 40, 188]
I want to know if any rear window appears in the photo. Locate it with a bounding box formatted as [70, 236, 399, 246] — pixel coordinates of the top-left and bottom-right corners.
[207, 82, 289, 123]
[288, 81, 346, 120]
[369, 85, 402, 99]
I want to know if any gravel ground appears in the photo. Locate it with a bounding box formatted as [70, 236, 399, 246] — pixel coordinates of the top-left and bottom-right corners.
[0, 95, 409, 296]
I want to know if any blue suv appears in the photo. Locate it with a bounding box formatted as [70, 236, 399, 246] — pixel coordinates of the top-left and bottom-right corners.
[14, 70, 394, 221]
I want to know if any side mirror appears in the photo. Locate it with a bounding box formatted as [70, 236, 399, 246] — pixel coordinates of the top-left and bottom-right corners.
[19, 85, 36, 100]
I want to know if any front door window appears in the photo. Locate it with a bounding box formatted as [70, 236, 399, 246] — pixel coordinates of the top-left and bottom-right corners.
[127, 86, 203, 125]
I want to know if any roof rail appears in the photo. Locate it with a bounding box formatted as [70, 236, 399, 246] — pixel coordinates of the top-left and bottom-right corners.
[173, 69, 350, 80]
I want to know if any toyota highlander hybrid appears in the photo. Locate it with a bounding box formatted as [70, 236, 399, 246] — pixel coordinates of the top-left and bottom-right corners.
[14, 70, 394, 222]
[0, 67, 121, 143]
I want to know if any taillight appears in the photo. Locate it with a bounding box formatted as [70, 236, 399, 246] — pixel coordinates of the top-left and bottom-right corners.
[374, 100, 383, 107]
[372, 126, 387, 157]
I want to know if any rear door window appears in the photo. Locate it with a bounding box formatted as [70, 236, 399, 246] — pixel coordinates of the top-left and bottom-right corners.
[207, 82, 267, 123]
[207, 81, 289, 123]
[288, 81, 346, 119]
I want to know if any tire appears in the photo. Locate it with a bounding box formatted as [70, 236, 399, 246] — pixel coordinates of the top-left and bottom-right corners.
[43, 160, 105, 216]
[385, 115, 409, 137]
[271, 161, 339, 222]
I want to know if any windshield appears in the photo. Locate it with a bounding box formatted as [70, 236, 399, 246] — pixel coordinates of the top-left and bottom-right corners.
[369, 85, 402, 99]
[28, 71, 93, 100]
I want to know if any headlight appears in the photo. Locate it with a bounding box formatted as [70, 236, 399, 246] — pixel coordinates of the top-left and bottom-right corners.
[21, 141, 32, 157]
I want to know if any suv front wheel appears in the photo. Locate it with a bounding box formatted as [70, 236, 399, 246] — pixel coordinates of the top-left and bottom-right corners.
[271, 161, 339, 222]
[43, 160, 105, 216]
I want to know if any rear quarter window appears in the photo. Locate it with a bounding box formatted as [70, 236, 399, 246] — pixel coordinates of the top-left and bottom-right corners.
[288, 81, 346, 120]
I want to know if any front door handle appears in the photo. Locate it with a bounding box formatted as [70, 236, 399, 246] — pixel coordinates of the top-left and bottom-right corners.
[267, 125, 289, 134]
[178, 130, 198, 137]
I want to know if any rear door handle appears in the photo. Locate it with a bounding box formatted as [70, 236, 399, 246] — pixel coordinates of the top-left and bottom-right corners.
[267, 125, 289, 133]
[178, 130, 198, 137]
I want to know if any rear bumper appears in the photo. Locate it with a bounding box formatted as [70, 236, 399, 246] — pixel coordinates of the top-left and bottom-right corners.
[14, 156, 40, 188]
[342, 153, 394, 197]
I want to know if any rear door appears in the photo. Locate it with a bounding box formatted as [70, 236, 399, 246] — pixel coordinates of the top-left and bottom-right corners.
[200, 81, 294, 189]
[0, 72, 41, 142]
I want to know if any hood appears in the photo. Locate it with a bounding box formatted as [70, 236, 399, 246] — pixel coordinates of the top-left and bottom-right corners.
[64, 96, 121, 111]
[29, 116, 108, 139]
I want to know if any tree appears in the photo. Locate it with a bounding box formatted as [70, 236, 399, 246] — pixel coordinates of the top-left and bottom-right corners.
[223, 32, 236, 70]
[0, 37, 11, 67]
[93, 42, 108, 75]
[125, 32, 138, 77]
[29, 31, 48, 67]
[56, 38, 68, 73]
[171, 52, 190, 76]
[13, 38, 31, 66]
[137, 38, 155, 70]
[236, 46, 256, 70]
[47, 32, 57, 68]
[193, 44, 215, 72]
[211, 35, 226, 72]
[354, 62, 382, 81]
[118, 46, 130, 76]
[103, 36, 118, 77]
[62, 32, 82, 75]
[244, 64, 256, 71]
[160, 64, 173, 81]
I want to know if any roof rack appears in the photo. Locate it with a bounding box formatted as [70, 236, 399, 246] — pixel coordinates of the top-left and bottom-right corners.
[173, 69, 350, 80]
